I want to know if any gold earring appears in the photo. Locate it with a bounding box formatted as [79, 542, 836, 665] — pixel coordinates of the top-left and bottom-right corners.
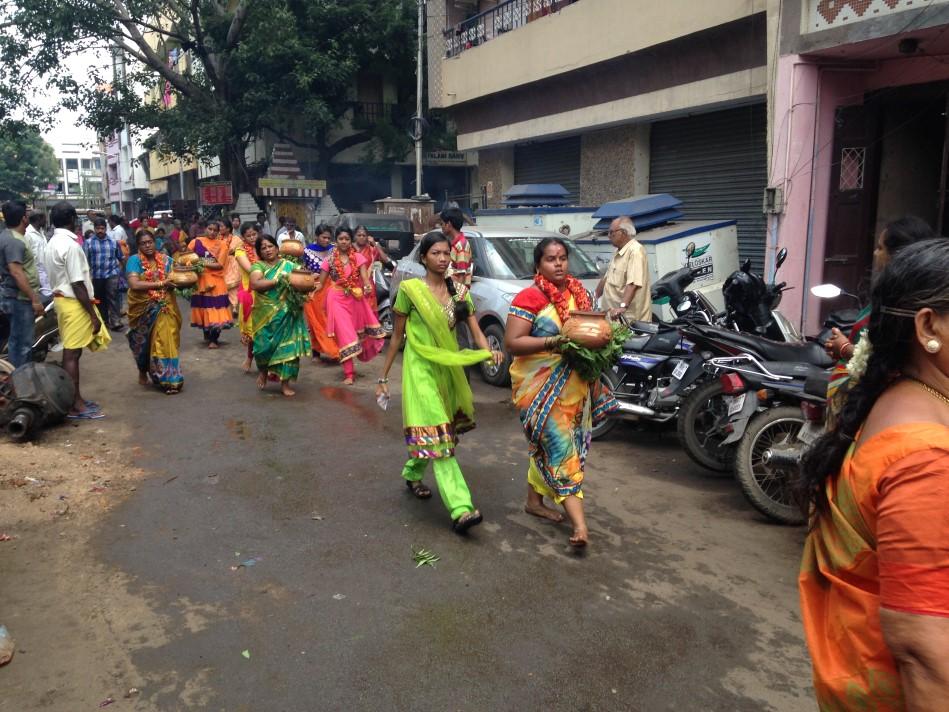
[926, 339, 942, 353]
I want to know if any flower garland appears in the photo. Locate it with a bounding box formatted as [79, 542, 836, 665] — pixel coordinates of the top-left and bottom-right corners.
[846, 329, 871, 382]
[139, 252, 168, 304]
[331, 249, 363, 297]
[533, 273, 591, 324]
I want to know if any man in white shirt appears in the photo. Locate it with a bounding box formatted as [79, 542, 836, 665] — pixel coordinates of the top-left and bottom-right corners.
[276, 218, 304, 246]
[25, 211, 52, 297]
[44, 201, 111, 419]
[595, 216, 652, 322]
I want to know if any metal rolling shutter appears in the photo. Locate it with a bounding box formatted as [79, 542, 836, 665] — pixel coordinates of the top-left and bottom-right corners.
[649, 104, 768, 271]
[514, 136, 581, 202]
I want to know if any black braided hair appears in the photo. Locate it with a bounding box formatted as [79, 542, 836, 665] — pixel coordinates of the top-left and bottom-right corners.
[797, 238, 949, 518]
[418, 230, 470, 323]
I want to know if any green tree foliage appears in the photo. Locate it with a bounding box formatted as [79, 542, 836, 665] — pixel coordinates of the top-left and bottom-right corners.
[0, 124, 59, 200]
[0, 1, 418, 192]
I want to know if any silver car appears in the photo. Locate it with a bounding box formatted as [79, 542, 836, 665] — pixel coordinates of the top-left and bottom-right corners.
[390, 227, 602, 386]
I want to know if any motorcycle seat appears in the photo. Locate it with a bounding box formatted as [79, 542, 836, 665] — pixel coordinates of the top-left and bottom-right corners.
[715, 330, 834, 367]
[758, 361, 829, 380]
[623, 334, 651, 352]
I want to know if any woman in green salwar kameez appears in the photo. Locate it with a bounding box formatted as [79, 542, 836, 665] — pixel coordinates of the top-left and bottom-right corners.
[249, 234, 311, 397]
[377, 231, 503, 533]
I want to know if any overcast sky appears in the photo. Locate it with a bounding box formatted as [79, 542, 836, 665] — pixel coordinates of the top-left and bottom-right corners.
[32, 48, 114, 151]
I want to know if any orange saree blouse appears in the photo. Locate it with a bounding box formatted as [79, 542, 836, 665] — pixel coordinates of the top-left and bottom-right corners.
[799, 422, 949, 711]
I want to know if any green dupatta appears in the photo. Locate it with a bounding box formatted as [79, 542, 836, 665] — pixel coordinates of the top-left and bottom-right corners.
[400, 279, 491, 445]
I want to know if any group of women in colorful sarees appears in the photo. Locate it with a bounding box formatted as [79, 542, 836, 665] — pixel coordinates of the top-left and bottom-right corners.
[122, 218, 386, 398]
[378, 233, 616, 545]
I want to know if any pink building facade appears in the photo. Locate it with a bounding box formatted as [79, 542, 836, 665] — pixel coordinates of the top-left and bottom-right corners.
[769, 0, 949, 332]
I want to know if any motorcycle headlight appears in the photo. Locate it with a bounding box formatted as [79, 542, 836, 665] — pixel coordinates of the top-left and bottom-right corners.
[676, 299, 692, 314]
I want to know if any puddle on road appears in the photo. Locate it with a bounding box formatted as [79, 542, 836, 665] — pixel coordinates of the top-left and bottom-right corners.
[319, 387, 380, 430]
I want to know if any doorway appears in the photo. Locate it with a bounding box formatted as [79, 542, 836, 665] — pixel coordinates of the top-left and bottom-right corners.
[823, 81, 948, 300]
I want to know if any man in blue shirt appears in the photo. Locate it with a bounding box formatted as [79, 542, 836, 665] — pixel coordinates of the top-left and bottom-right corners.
[83, 217, 125, 331]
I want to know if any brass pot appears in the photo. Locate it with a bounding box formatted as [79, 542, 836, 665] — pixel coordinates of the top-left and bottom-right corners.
[288, 268, 316, 292]
[562, 310, 612, 349]
[280, 239, 305, 258]
[176, 251, 200, 267]
[169, 267, 199, 288]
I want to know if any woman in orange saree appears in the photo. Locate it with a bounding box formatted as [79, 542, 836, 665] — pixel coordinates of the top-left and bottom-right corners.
[798, 239, 949, 712]
[189, 219, 233, 348]
[302, 224, 339, 361]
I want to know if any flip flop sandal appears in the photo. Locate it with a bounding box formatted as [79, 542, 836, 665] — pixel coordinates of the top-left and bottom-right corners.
[67, 409, 106, 420]
[406, 480, 432, 499]
[452, 510, 483, 534]
[84, 400, 100, 410]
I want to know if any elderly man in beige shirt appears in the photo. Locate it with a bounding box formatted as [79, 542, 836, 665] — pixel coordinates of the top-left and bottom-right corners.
[595, 216, 652, 322]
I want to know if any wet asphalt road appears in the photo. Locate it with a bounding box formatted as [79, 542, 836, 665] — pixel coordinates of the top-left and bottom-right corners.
[5, 304, 814, 710]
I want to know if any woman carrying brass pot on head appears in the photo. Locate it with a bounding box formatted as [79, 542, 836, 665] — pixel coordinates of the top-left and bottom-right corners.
[125, 230, 183, 394]
[504, 237, 618, 548]
[249, 234, 311, 397]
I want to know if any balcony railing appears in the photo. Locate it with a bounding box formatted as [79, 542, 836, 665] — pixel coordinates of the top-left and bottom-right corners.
[350, 101, 407, 129]
[444, 0, 580, 58]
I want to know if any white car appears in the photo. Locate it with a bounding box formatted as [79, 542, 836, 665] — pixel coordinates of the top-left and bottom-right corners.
[390, 227, 602, 386]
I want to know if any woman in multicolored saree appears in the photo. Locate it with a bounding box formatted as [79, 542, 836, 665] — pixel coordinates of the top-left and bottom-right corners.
[302, 224, 339, 361]
[316, 226, 385, 385]
[376, 231, 502, 534]
[233, 222, 259, 372]
[249, 234, 311, 397]
[505, 237, 618, 548]
[125, 230, 183, 394]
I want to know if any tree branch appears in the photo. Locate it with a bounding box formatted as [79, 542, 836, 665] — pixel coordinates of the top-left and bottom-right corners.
[189, 0, 222, 87]
[325, 130, 374, 159]
[109, 0, 198, 98]
[225, 0, 249, 49]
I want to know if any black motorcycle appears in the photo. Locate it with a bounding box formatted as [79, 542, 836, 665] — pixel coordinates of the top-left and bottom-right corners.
[591, 267, 710, 439]
[699, 353, 829, 524]
[673, 320, 833, 472]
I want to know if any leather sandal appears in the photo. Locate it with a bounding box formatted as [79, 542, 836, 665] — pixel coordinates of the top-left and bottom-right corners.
[452, 510, 483, 534]
[406, 480, 432, 499]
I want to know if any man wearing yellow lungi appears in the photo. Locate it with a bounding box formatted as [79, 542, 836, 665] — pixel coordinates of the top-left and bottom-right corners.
[43, 201, 111, 420]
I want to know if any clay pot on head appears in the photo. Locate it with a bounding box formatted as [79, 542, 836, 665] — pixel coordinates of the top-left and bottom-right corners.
[288, 268, 316, 292]
[562, 310, 612, 349]
[169, 267, 199, 288]
[280, 239, 305, 258]
[176, 251, 200, 267]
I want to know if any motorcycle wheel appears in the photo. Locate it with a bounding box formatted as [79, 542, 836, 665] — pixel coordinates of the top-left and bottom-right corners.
[591, 370, 619, 441]
[378, 307, 394, 338]
[676, 379, 735, 474]
[734, 406, 807, 525]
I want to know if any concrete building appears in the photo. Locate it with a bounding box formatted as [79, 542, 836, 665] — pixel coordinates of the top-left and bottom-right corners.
[45, 140, 107, 210]
[770, 0, 949, 330]
[430, 0, 770, 268]
[105, 127, 148, 217]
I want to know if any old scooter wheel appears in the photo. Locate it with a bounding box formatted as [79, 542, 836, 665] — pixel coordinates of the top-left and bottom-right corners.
[734, 406, 807, 525]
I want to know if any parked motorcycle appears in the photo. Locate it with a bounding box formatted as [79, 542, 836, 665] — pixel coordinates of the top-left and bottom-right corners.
[0, 301, 59, 364]
[700, 353, 829, 524]
[374, 266, 394, 337]
[591, 266, 710, 439]
[674, 320, 833, 472]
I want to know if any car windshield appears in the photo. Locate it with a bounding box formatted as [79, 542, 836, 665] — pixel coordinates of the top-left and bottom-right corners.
[482, 237, 600, 280]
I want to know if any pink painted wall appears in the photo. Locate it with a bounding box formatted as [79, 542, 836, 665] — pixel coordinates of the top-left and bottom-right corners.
[769, 53, 949, 333]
